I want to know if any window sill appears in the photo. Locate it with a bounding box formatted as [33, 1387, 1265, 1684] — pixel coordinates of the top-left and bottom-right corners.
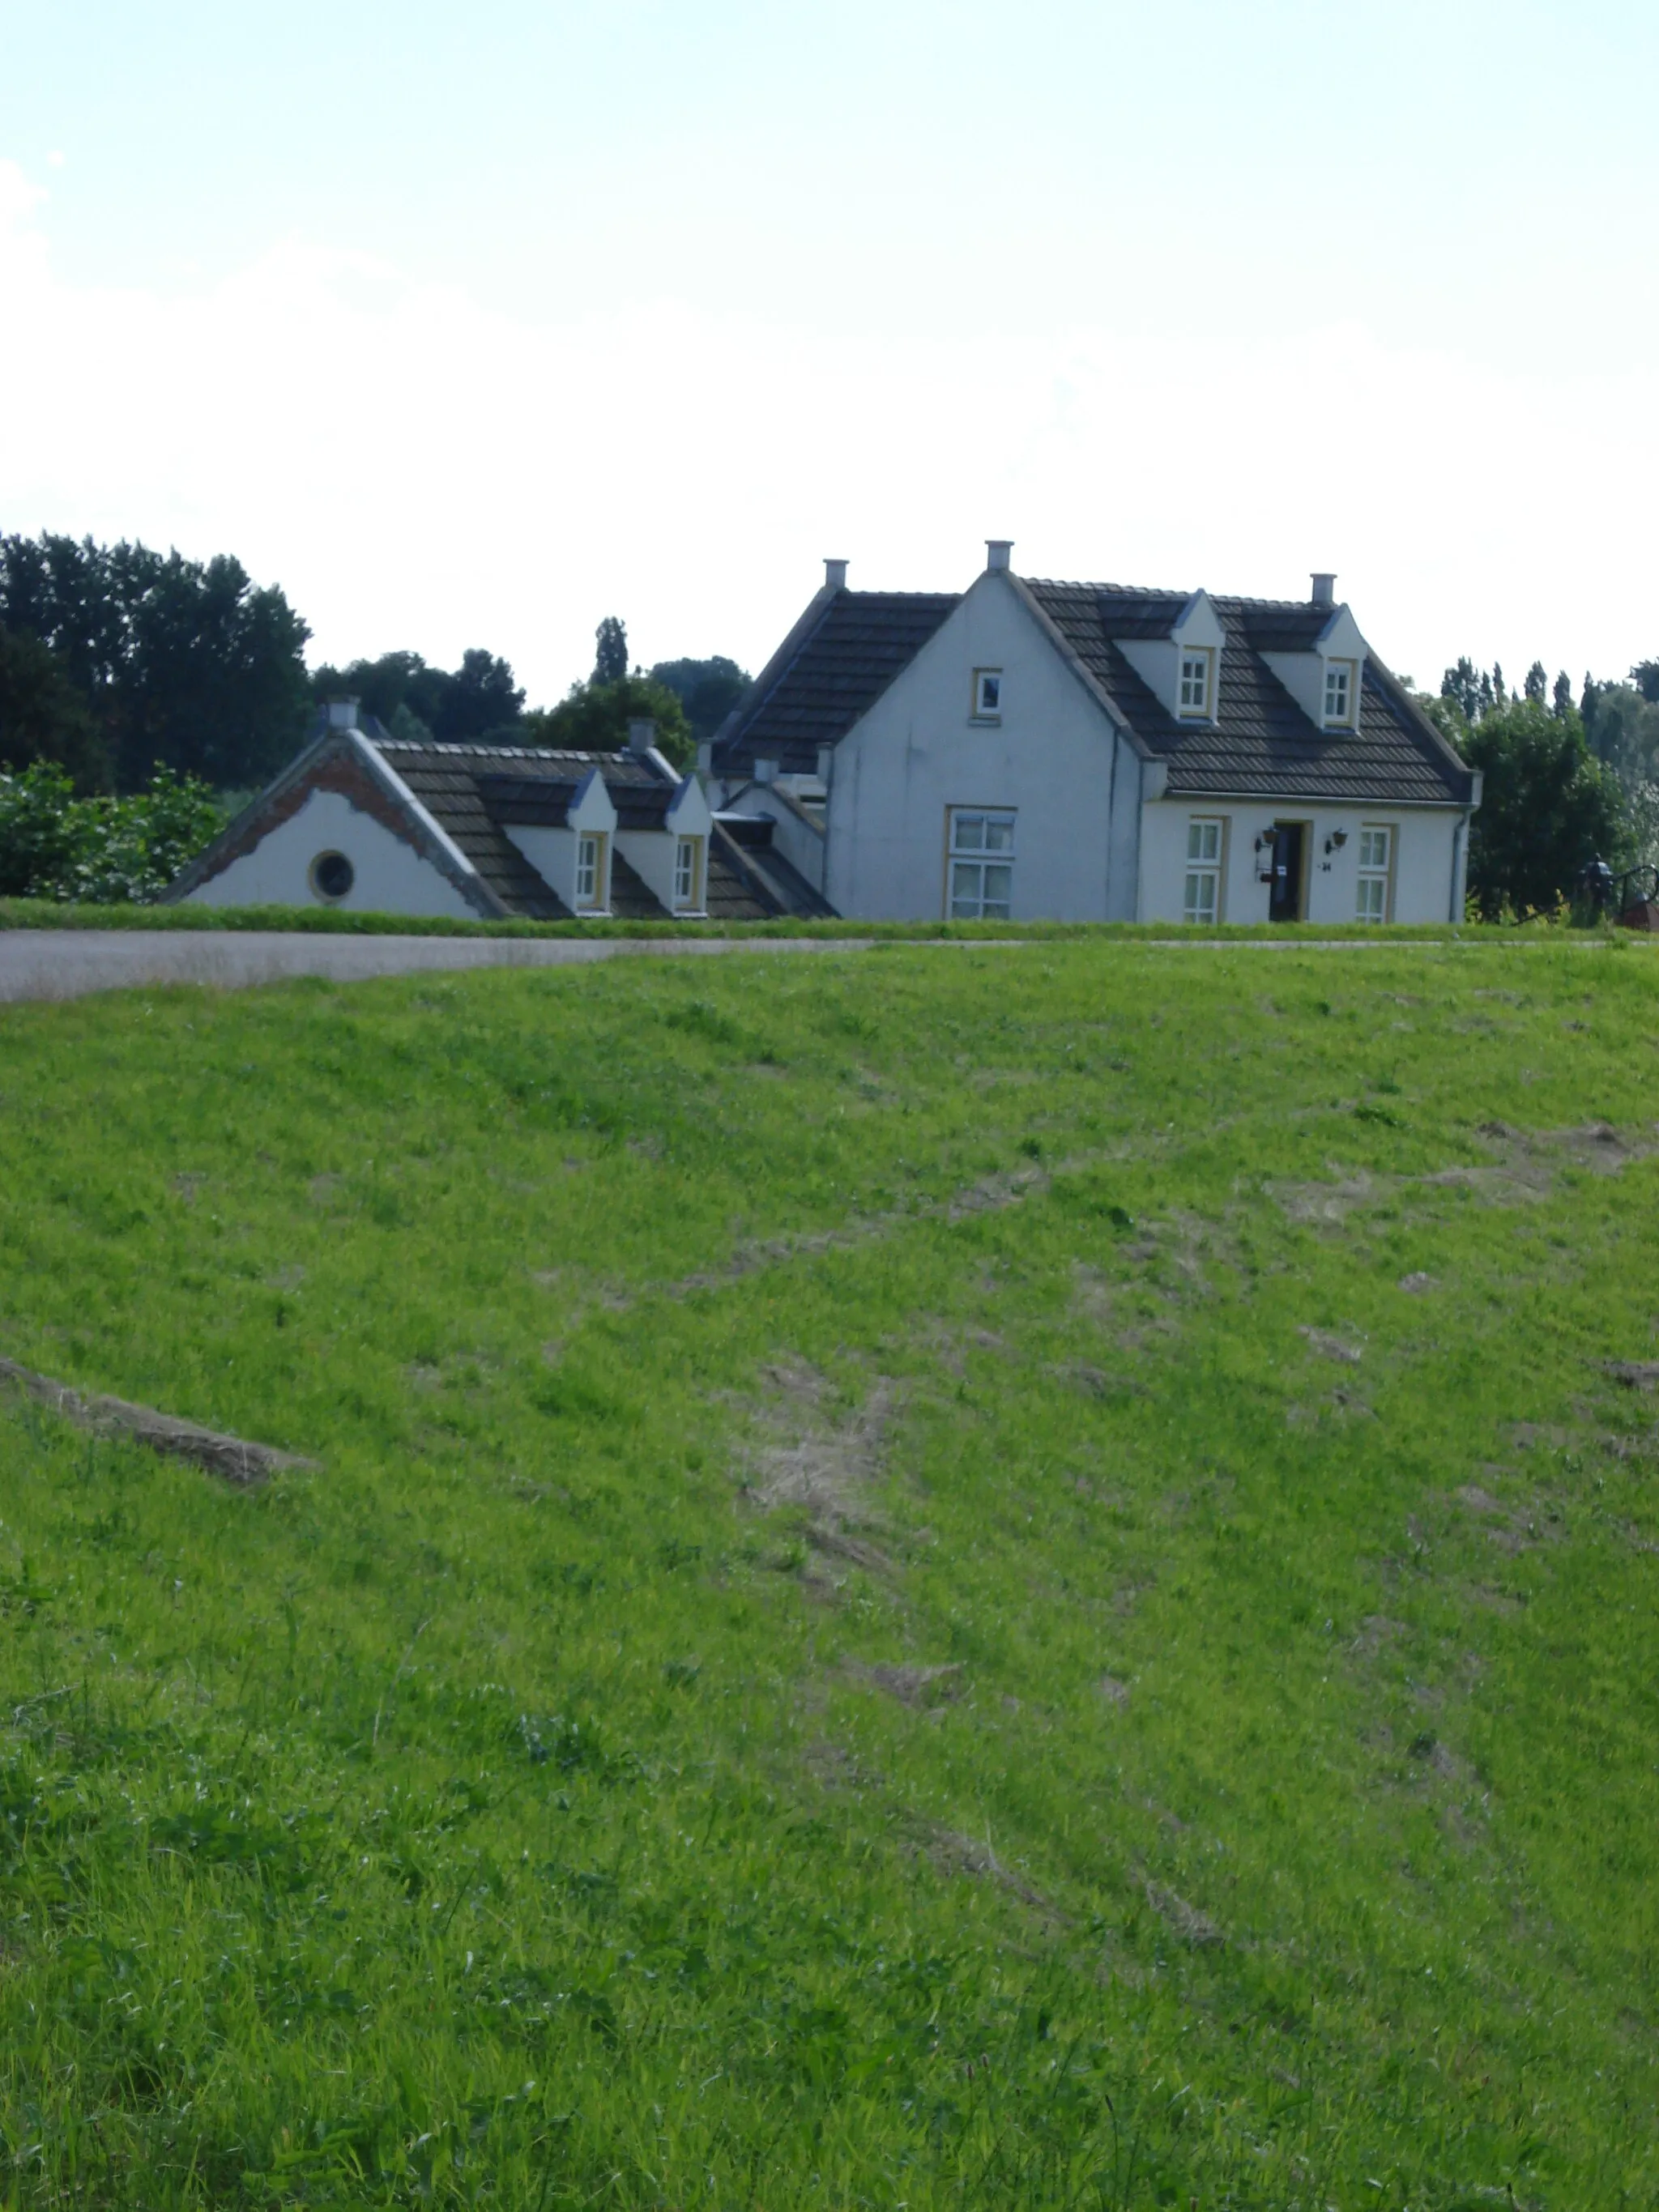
[967, 714, 1003, 727]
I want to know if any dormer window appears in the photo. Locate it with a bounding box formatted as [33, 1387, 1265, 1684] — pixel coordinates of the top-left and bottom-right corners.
[1324, 659, 1357, 727]
[575, 831, 608, 912]
[1179, 650, 1215, 718]
[673, 834, 704, 913]
[1109, 589, 1226, 725]
[972, 668, 1003, 722]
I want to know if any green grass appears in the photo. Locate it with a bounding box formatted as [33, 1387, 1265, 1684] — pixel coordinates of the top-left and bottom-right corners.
[0, 939, 1655, 2208]
[0, 893, 1559, 940]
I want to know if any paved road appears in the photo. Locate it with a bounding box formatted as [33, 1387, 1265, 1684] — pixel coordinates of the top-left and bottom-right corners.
[0, 930, 882, 1004]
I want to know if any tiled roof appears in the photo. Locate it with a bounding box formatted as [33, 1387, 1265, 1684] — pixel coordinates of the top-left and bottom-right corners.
[380, 742, 577, 918]
[713, 588, 960, 778]
[377, 739, 685, 920]
[371, 738, 833, 921]
[608, 849, 667, 920]
[710, 816, 835, 920]
[1025, 583, 1476, 805]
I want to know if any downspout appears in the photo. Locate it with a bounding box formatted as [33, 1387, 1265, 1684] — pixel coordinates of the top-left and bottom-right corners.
[1451, 814, 1469, 923]
[1104, 731, 1119, 919]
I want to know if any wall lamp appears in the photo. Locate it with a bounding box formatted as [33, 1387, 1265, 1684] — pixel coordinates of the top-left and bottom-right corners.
[1324, 829, 1349, 855]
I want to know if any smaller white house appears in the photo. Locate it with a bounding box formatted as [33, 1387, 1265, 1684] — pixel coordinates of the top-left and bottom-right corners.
[167, 706, 828, 923]
[707, 547, 1480, 925]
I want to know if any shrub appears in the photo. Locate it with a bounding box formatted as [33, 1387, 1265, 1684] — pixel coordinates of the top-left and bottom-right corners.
[0, 762, 222, 903]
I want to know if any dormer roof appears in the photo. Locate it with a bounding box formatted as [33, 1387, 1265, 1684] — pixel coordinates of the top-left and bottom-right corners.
[1022, 582, 1475, 806]
[374, 739, 787, 918]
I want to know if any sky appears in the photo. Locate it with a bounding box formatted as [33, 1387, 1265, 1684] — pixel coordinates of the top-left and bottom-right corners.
[2, 0, 1657, 706]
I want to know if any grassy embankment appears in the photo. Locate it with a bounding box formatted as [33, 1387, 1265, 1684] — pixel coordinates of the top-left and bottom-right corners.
[0, 893, 1546, 940]
[0, 940, 1655, 2208]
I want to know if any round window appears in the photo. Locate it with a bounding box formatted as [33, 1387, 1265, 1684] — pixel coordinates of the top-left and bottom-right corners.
[309, 850, 355, 902]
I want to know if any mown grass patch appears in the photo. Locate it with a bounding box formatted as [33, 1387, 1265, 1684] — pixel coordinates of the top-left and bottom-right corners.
[0, 940, 1655, 2206]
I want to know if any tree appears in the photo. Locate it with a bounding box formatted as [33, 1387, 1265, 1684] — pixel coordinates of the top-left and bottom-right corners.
[1459, 696, 1629, 919]
[439, 649, 524, 741]
[0, 625, 109, 789]
[1552, 671, 1574, 718]
[309, 650, 434, 731]
[522, 674, 693, 769]
[1581, 680, 1659, 787]
[1631, 661, 1659, 705]
[1442, 658, 1483, 722]
[1524, 660, 1547, 704]
[309, 648, 525, 744]
[649, 655, 751, 745]
[0, 533, 311, 792]
[593, 617, 629, 685]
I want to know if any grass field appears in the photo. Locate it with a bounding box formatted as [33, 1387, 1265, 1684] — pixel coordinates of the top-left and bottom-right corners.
[0, 937, 1656, 2209]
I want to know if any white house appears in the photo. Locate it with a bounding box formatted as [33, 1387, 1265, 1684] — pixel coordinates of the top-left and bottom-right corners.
[166, 705, 828, 923]
[707, 545, 1480, 925]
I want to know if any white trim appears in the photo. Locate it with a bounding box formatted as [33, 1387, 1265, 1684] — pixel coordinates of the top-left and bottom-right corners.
[1182, 815, 1226, 925]
[349, 731, 484, 887]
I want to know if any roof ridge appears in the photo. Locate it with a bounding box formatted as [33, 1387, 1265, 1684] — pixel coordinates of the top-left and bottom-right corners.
[838, 588, 962, 603]
[376, 737, 656, 769]
[1026, 578, 1324, 612]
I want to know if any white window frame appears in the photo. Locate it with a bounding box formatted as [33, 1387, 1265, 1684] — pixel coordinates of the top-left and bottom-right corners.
[1355, 823, 1392, 923]
[673, 833, 703, 913]
[1324, 658, 1357, 728]
[971, 667, 1004, 722]
[575, 830, 608, 912]
[946, 808, 1016, 921]
[1178, 648, 1216, 720]
[1183, 816, 1225, 926]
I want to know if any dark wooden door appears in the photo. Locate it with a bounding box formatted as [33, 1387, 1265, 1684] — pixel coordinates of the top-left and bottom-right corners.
[1269, 823, 1305, 922]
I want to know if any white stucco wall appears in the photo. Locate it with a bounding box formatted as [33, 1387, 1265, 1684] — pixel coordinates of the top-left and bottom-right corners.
[1137, 800, 1468, 925]
[824, 571, 1145, 922]
[723, 786, 827, 893]
[504, 774, 616, 914]
[186, 787, 479, 918]
[616, 780, 714, 914]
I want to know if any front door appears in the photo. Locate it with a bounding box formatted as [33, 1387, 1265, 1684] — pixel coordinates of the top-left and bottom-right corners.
[1269, 822, 1305, 922]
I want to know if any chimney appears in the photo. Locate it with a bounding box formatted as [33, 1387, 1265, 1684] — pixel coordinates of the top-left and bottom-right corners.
[326, 695, 360, 731]
[754, 757, 778, 785]
[986, 539, 1013, 573]
[816, 744, 834, 787]
[627, 717, 655, 757]
[824, 558, 848, 591]
[1311, 572, 1336, 608]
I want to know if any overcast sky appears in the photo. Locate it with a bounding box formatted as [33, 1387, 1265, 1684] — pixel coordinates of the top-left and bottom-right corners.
[2, 0, 1655, 705]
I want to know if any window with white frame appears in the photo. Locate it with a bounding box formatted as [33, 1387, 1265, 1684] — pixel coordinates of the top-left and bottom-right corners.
[575, 831, 607, 910]
[673, 834, 702, 911]
[1179, 649, 1215, 718]
[948, 809, 1015, 920]
[972, 668, 1003, 719]
[1183, 817, 1224, 925]
[1355, 824, 1392, 922]
[1324, 658, 1357, 727]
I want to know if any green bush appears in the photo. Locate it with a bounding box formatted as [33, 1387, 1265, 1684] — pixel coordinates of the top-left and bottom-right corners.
[0, 761, 222, 903]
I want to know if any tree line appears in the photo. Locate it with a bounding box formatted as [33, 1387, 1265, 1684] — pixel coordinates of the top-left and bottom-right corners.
[0, 532, 750, 799]
[1422, 655, 1659, 919]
